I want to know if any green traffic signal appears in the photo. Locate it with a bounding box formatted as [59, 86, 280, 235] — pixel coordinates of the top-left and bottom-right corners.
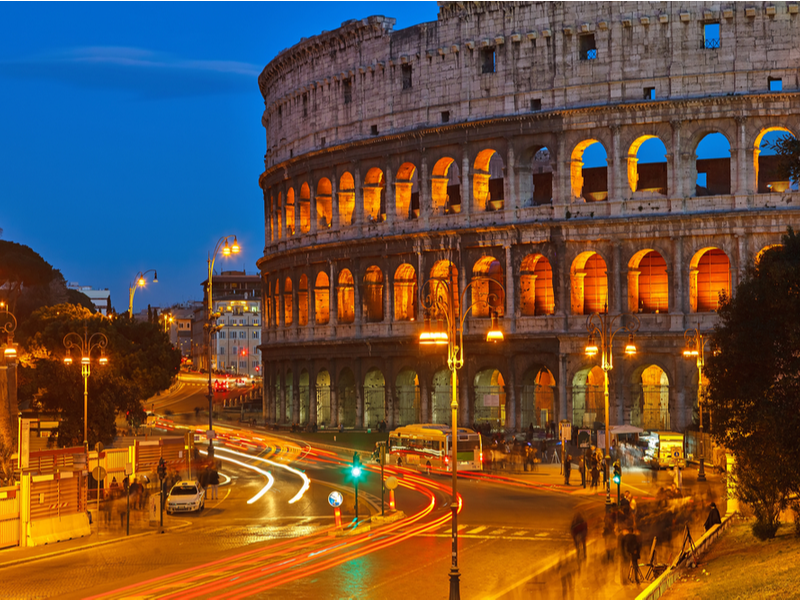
[612, 473, 621, 484]
[351, 465, 362, 478]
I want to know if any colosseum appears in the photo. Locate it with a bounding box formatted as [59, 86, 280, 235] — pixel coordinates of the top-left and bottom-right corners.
[256, 1, 800, 437]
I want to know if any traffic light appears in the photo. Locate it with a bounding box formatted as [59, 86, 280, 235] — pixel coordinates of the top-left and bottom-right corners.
[157, 457, 167, 481]
[351, 453, 362, 479]
[612, 461, 621, 485]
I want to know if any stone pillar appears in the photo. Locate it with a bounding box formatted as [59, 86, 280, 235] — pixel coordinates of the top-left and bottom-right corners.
[669, 121, 684, 199]
[331, 176, 340, 231]
[384, 165, 394, 225]
[292, 366, 300, 424]
[610, 125, 623, 201]
[309, 184, 318, 234]
[387, 377, 396, 429]
[420, 155, 431, 223]
[310, 367, 318, 426]
[330, 373, 338, 428]
[417, 248, 425, 315]
[627, 270, 641, 313]
[355, 360, 363, 429]
[461, 150, 471, 222]
[279, 368, 286, 425]
[277, 276, 284, 328]
[460, 372, 470, 428]
[354, 267, 362, 336]
[734, 116, 749, 195]
[291, 277, 298, 331]
[559, 350, 568, 424]
[279, 186, 287, 239]
[613, 243, 623, 314]
[505, 143, 516, 211]
[294, 190, 301, 237]
[505, 363, 516, 433]
[384, 264, 393, 324]
[504, 243, 515, 332]
[329, 262, 338, 326]
[570, 272, 587, 315]
[354, 164, 364, 225]
[673, 237, 685, 316]
[309, 277, 317, 327]
[554, 136, 569, 205]
[420, 375, 429, 423]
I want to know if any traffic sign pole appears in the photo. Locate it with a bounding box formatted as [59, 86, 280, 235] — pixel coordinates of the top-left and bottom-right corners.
[380, 443, 386, 517]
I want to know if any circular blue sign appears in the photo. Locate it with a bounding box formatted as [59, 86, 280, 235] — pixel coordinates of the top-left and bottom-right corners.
[328, 491, 343, 507]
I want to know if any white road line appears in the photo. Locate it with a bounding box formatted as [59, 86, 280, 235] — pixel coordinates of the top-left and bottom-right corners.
[466, 526, 487, 534]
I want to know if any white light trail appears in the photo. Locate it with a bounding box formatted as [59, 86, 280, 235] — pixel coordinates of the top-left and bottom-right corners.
[199, 449, 274, 505]
[214, 446, 311, 504]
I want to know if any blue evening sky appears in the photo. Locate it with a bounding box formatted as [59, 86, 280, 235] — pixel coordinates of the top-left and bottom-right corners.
[0, 1, 439, 313]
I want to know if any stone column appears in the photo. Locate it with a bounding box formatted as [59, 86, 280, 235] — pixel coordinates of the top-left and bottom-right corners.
[330, 370, 338, 428]
[460, 372, 470, 428]
[669, 120, 684, 199]
[610, 125, 623, 201]
[354, 164, 364, 225]
[329, 262, 338, 326]
[309, 184, 318, 234]
[331, 176, 340, 231]
[673, 237, 684, 316]
[294, 190, 301, 237]
[553, 136, 569, 205]
[504, 243, 515, 332]
[558, 349, 568, 424]
[420, 154, 431, 223]
[733, 116, 748, 195]
[627, 270, 641, 313]
[291, 277, 298, 331]
[384, 165, 394, 225]
[292, 365, 300, 424]
[461, 150, 471, 222]
[355, 360, 363, 429]
[505, 363, 516, 433]
[613, 243, 623, 314]
[505, 143, 516, 211]
[354, 267, 362, 335]
[384, 264, 393, 324]
[279, 368, 286, 425]
[417, 248, 425, 315]
[420, 374, 429, 423]
[279, 186, 287, 239]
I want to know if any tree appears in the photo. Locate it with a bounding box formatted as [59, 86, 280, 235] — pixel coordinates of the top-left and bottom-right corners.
[0, 240, 66, 319]
[768, 135, 800, 184]
[705, 228, 800, 536]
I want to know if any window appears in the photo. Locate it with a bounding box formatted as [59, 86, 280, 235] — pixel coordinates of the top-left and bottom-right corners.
[441, 111, 450, 123]
[320, 137, 326, 147]
[302, 93, 308, 117]
[277, 105, 282, 128]
[481, 47, 496, 74]
[218, 346, 225, 355]
[769, 77, 783, 91]
[253, 319, 260, 326]
[530, 99, 542, 111]
[240, 331, 246, 339]
[252, 360, 259, 368]
[644, 87, 656, 100]
[579, 34, 597, 60]
[240, 360, 247, 368]
[402, 64, 412, 89]
[371, 125, 379, 136]
[343, 78, 352, 104]
[218, 331, 225, 339]
[704, 23, 720, 49]
[252, 331, 259, 338]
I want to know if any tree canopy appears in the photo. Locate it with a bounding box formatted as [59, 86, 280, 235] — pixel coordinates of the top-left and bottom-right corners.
[769, 135, 800, 185]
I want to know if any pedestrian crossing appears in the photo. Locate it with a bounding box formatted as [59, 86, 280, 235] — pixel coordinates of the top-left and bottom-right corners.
[419, 524, 569, 541]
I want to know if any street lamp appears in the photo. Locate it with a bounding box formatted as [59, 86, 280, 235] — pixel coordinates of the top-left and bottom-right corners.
[1, 301, 18, 360]
[128, 269, 158, 318]
[162, 313, 174, 334]
[585, 305, 639, 509]
[63, 323, 109, 451]
[205, 235, 240, 458]
[419, 271, 504, 600]
[683, 328, 710, 482]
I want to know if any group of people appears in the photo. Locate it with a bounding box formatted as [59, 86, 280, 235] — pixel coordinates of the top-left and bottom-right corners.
[289, 422, 317, 433]
[565, 449, 607, 487]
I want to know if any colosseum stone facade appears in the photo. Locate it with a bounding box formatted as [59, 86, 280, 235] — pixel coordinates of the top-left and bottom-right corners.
[256, 1, 800, 435]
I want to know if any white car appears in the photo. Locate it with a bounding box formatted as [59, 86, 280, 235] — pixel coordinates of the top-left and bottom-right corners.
[166, 480, 205, 514]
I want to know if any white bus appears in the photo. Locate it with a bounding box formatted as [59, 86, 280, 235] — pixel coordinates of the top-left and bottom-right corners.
[387, 424, 483, 472]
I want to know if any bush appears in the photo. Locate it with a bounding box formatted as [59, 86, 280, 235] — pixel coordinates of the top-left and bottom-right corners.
[752, 515, 780, 541]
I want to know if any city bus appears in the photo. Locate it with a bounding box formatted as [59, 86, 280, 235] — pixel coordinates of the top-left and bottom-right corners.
[387, 424, 483, 472]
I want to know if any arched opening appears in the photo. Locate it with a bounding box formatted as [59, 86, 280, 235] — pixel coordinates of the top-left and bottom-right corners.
[629, 136, 668, 195]
[695, 132, 731, 196]
[531, 147, 553, 206]
[395, 369, 420, 425]
[431, 369, 452, 425]
[755, 128, 799, 193]
[570, 252, 608, 315]
[431, 157, 462, 214]
[631, 365, 670, 430]
[276, 192, 283, 239]
[299, 182, 311, 233]
[283, 278, 293, 326]
[430, 260, 459, 320]
[363, 167, 385, 223]
[284, 369, 293, 423]
[339, 172, 355, 226]
[755, 243, 783, 265]
[316, 178, 333, 228]
[628, 250, 669, 314]
[473, 149, 505, 211]
[337, 368, 357, 428]
[395, 162, 419, 220]
[521, 367, 556, 429]
[363, 266, 384, 322]
[474, 368, 506, 432]
[690, 248, 731, 312]
[337, 269, 355, 324]
[471, 256, 504, 317]
[316, 370, 331, 426]
[571, 366, 605, 428]
[394, 263, 417, 322]
[299, 369, 310, 425]
[571, 140, 608, 202]
[314, 271, 330, 325]
[520, 254, 555, 316]
[364, 369, 386, 429]
[298, 274, 309, 326]
[286, 188, 296, 235]
[273, 280, 280, 326]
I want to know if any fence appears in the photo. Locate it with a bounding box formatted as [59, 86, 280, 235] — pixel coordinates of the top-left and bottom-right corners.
[0, 485, 19, 549]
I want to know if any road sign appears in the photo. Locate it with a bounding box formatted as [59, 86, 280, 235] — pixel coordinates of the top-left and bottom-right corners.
[560, 420, 572, 441]
[92, 466, 107, 481]
[577, 429, 591, 449]
[327, 491, 343, 507]
[124, 462, 133, 476]
[384, 476, 398, 490]
[206, 430, 217, 440]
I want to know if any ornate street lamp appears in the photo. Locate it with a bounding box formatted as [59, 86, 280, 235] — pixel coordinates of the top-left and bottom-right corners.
[63, 323, 109, 450]
[128, 269, 158, 318]
[1, 301, 18, 360]
[683, 327, 710, 482]
[419, 270, 504, 600]
[205, 235, 240, 459]
[585, 305, 639, 508]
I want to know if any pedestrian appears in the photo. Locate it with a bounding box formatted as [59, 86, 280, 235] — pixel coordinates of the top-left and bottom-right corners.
[570, 513, 588, 561]
[527, 422, 534, 442]
[704, 501, 722, 531]
[624, 490, 638, 528]
[622, 528, 643, 584]
[591, 463, 599, 488]
[208, 467, 220, 500]
[564, 455, 572, 485]
[579, 456, 586, 487]
[673, 465, 683, 492]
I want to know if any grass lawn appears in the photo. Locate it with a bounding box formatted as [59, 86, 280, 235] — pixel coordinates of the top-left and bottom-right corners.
[664, 519, 800, 600]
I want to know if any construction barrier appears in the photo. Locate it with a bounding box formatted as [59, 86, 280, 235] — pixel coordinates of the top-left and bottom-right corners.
[0, 485, 20, 549]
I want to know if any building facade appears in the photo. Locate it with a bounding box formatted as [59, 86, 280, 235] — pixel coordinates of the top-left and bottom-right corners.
[256, 2, 800, 432]
[67, 283, 112, 316]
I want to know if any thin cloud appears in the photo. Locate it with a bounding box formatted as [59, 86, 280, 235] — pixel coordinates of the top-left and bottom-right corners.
[0, 46, 262, 98]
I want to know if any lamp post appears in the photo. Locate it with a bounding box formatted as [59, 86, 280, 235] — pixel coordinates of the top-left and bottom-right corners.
[683, 328, 709, 482]
[128, 270, 158, 318]
[205, 235, 240, 459]
[584, 305, 639, 508]
[419, 271, 504, 600]
[63, 323, 109, 451]
[1, 301, 18, 360]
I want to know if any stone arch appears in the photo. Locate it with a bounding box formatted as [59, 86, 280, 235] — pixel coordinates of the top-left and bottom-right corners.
[337, 367, 357, 428]
[363, 265, 384, 322]
[571, 366, 605, 428]
[628, 135, 668, 195]
[394, 263, 417, 321]
[337, 269, 355, 323]
[755, 127, 798, 193]
[755, 243, 783, 265]
[395, 162, 419, 220]
[275, 191, 283, 239]
[339, 172, 355, 226]
[520, 367, 556, 428]
[630, 364, 670, 430]
[473, 368, 505, 431]
[299, 182, 311, 233]
[273, 280, 280, 326]
[283, 277, 293, 326]
[298, 274, 309, 326]
[314, 271, 330, 325]
[627, 249, 669, 314]
[431, 368, 452, 425]
[395, 368, 420, 425]
[695, 132, 731, 196]
[430, 260, 459, 320]
[431, 157, 461, 214]
[531, 146, 553, 206]
[520, 254, 555, 316]
[689, 248, 731, 312]
[471, 255, 504, 317]
[299, 369, 310, 425]
[286, 188, 296, 235]
[570, 251, 608, 315]
[364, 368, 386, 429]
[473, 149, 505, 212]
[571, 139, 608, 201]
[316, 369, 331, 426]
[363, 167, 385, 223]
[316, 177, 333, 228]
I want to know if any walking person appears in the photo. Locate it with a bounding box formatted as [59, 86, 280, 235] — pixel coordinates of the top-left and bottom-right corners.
[208, 466, 220, 500]
[591, 463, 599, 488]
[579, 456, 586, 487]
[673, 465, 683, 493]
[564, 455, 572, 485]
[704, 501, 722, 531]
[570, 512, 588, 561]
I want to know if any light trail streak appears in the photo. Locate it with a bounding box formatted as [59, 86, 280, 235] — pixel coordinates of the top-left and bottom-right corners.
[199, 449, 273, 504]
[214, 446, 311, 505]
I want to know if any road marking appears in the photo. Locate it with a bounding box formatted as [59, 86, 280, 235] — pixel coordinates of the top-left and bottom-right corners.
[466, 526, 487, 534]
[512, 530, 527, 536]
[492, 528, 507, 535]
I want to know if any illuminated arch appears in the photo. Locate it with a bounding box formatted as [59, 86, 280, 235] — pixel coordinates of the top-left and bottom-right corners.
[474, 368, 506, 431]
[571, 366, 605, 427]
[337, 368, 357, 428]
[314, 271, 330, 325]
[531, 147, 553, 206]
[570, 251, 608, 315]
[316, 178, 332, 228]
[631, 364, 670, 430]
[363, 368, 386, 429]
[520, 254, 554, 316]
[755, 127, 798, 193]
[473, 149, 505, 212]
[627, 249, 669, 313]
[431, 157, 461, 214]
[430, 260, 459, 319]
[286, 188, 296, 235]
[363, 266, 384, 322]
[339, 172, 355, 226]
[395, 162, 418, 220]
[471, 255, 504, 317]
[755, 243, 783, 265]
[363, 167, 385, 223]
[521, 367, 556, 428]
[298, 274, 309, 326]
[283, 277, 293, 326]
[689, 248, 731, 312]
[394, 263, 417, 321]
[695, 132, 731, 196]
[337, 269, 355, 323]
[299, 182, 311, 233]
[571, 140, 608, 201]
[316, 369, 331, 426]
[628, 135, 668, 195]
[395, 369, 420, 426]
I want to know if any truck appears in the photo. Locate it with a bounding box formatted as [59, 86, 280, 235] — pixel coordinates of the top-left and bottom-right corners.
[641, 431, 685, 469]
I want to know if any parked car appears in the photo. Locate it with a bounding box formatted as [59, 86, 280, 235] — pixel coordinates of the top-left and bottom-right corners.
[166, 480, 205, 514]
